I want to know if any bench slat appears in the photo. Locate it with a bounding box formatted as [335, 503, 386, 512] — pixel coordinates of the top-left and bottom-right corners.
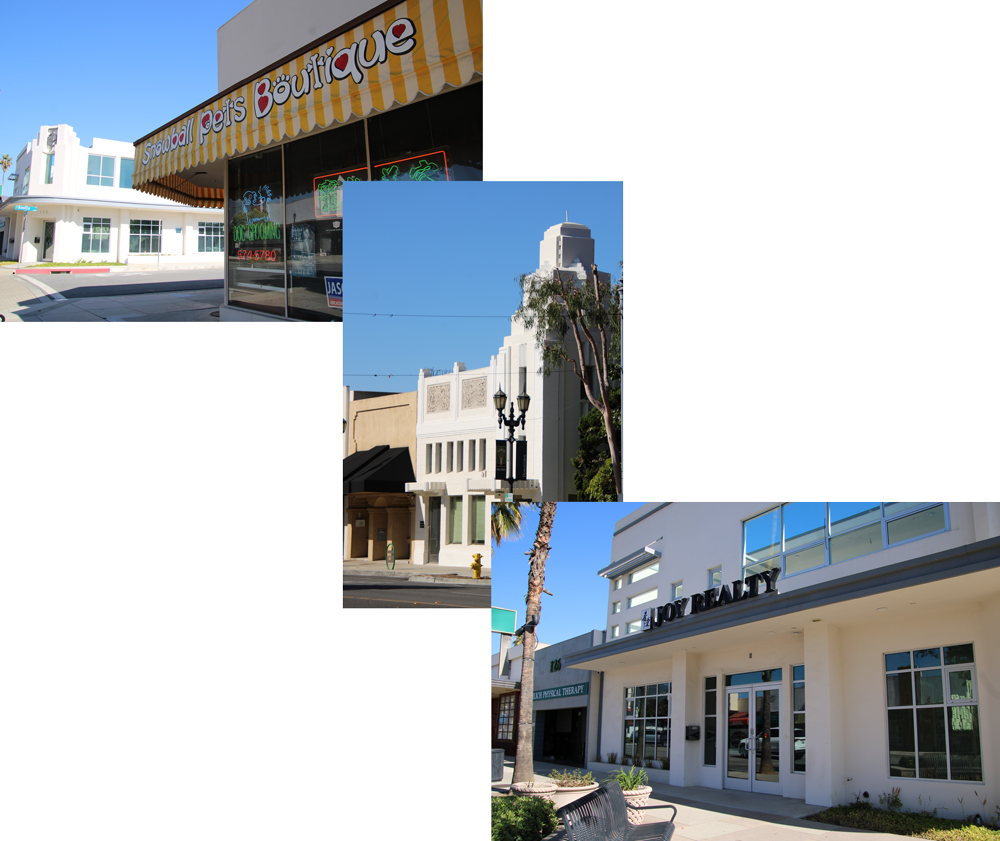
[556, 782, 676, 841]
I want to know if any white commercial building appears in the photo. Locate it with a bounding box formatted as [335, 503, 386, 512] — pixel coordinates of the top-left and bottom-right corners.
[404, 220, 612, 564]
[562, 502, 1000, 810]
[0, 125, 223, 265]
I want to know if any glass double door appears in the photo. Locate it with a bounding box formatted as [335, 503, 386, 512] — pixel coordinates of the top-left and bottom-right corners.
[725, 683, 781, 795]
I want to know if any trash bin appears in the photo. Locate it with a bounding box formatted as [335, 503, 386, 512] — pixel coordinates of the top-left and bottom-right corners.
[491, 748, 505, 782]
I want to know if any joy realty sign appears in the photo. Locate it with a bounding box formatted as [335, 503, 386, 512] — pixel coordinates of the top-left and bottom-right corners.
[140, 18, 417, 167]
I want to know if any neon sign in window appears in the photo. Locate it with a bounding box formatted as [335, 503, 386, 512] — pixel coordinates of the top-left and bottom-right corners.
[313, 166, 367, 217]
[376, 150, 450, 182]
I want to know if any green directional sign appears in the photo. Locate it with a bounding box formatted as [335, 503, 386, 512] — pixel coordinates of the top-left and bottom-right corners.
[14, 205, 37, 212]
[492, 607, 516, 634]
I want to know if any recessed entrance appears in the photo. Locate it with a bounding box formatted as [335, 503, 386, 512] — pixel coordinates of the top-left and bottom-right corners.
[725, 677, 781, 795]
[427, 497, 441, 563]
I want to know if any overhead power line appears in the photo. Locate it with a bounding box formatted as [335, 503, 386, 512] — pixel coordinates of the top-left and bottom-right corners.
[344, 311, 512, 319]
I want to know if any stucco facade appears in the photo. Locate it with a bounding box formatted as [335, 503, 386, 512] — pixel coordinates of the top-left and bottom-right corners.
[562, 502, 1000, 810]
[0, 125, 223, 265]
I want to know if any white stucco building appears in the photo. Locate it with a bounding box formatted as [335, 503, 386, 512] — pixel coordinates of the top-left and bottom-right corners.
[560, 502, 999, 810]
[404, 220, 613, 564]
[0, 125, 224, 265]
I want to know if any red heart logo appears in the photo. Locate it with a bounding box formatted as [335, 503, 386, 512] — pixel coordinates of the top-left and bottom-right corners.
[334, 54, 349, 71]
[257, 82, 266, 95]
[258, 96, 269, 113]
[392, 23, 405, 37]
[202, 114, 211, 127]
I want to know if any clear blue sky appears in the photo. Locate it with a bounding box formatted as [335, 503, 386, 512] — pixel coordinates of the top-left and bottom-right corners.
[491, 502, 644, 655]
[343, 181, 623, 389]
[0, 0, 248, 198]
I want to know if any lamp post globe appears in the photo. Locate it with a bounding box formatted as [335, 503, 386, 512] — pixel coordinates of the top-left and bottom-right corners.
[493, 386, 508, 414]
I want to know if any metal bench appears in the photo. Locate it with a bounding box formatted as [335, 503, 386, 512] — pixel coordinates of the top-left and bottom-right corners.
[556, 781, 677, 841]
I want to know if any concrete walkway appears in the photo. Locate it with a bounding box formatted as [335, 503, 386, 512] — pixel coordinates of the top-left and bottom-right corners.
[344, 556, 490, 586]
[493, 758, 900, 841]
[0, 263, 222, 322]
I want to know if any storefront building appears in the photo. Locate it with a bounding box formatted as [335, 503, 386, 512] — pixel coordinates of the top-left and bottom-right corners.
[404, 220, 612, 548]
[130, 0, 482, 322]
[0, 125, 222, 264]
[342, 386, 417, 562]
[562, 503, 1000, 808]
[490, 630, 603, 765]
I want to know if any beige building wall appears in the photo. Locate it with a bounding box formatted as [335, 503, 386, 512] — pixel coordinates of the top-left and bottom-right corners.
[346, 390, 417, 467]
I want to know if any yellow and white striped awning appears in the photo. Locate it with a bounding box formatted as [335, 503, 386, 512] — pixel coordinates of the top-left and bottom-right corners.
[132, 0, 482, 208]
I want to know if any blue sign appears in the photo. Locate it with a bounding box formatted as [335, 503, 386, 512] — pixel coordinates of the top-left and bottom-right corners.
[325, 275, 342, 309]
[14, 205, 37, 212]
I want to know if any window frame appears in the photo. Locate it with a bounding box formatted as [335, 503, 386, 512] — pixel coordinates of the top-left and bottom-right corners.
[623, 682, 672, 767]
[627, 587, 657, 610]
[708, 566, 722, 588]
[629, 561, 659, 585]
[197, 221, 224, 252]
[129, 219, 161, 253]
[743, 503, 949, 582]
[87, 154, 115, 187]
[883, 643, 982, 782]
[81, 217, 111, 255]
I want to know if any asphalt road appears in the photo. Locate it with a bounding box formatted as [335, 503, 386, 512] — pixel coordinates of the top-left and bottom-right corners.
[343, 574, 491, 609]
[37, 267, 223, 297]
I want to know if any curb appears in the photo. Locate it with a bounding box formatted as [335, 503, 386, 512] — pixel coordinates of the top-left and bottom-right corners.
[343, 567, 490, 585]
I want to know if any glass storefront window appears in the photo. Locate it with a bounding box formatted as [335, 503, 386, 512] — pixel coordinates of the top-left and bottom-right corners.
[367, 83, 483, 181]
[282, 120, 367, 321]
[227, 147, 286, 317]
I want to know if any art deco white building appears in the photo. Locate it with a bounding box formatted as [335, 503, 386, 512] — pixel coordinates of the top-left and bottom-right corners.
[561, 502, 1000, 809]
[404, 219, 614, 564]
[0, 125, 223, 265]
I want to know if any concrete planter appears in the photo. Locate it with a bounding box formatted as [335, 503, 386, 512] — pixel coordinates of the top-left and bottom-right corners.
[622, 785, 653, 825]
[550, 781, 600, 811]
[509, 781, 557, 801]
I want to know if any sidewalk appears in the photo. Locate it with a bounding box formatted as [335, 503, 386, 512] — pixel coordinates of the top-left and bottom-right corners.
[493, 758, 900, 841]
[0, 263, 222, 322]
[343, 556, 490, 586]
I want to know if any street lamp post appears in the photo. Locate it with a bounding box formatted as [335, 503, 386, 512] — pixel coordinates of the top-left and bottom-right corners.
[494, 385, 530, 495]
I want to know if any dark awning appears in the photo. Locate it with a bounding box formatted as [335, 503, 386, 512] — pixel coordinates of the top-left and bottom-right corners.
[344, 446, 414, 494]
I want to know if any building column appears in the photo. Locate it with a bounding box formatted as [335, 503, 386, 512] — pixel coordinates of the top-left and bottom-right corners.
[670, 650, 699, 787]
[804, 623, 845, 807]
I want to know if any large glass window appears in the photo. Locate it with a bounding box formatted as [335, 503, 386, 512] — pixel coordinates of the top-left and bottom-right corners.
[281, 121, 367, 321]
[119, 158, 134, 190]
[624, 683, 671, 767]
[44, 154, 54, 184]
[497, 694, 515, 741]
[627, 588, 657, 609]
[743, 503, 947, 580]
[885, 644, 982, 781]
[87, 154, 114, 187]
[81, 217, 110, 254]
[198, 222, 224, 252]
[129, 220, 160, 253]
[629, 562, 658, 584]
[367, 83, 483, 181]
[793, 665, 805, 773]
[704, 676, 717, 766]
[448, 496, 463, 545]
[227, 147, 285, 317]
[470, 495, 486, 545]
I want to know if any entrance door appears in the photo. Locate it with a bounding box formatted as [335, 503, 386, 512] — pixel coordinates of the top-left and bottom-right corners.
[725, 683, 781, 795]
[428, 497, 441, 563]
[42, 221, 55, 261]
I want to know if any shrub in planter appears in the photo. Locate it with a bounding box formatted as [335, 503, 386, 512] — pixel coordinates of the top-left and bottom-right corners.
[604, 766, 653, 825]
[491, 795, 558, 841]
[548, 769, 599, 811]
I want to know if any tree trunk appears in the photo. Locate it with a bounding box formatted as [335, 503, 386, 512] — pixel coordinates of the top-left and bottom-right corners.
[511, 501, 557, 785]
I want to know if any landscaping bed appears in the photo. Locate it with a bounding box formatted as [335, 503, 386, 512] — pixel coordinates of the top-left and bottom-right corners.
[807, 802, 1000, 841]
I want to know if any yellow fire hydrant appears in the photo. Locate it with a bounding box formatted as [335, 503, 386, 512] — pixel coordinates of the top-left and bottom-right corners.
[471, 553, 483, 579]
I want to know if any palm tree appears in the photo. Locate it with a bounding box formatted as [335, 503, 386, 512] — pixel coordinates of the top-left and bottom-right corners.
[0, 155, 11, 199]
[511, 501, 557, 785]
[491, 501, 527, 546]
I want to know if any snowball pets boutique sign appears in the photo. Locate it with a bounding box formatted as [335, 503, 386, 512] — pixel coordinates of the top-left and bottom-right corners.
[132, 0, 482, 198]
[640, 569, 780, 632]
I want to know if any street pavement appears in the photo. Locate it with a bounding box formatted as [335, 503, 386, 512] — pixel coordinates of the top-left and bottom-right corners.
[343, 573, 491, 608]
[0, 263, 223, 322]
[343, 556, 490, 585]
[494, 758, 902, 841]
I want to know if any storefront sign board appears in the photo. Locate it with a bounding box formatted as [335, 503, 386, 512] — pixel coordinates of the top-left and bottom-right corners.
[641, 569, 780, 632]
[133, 0, 482, 204]
[533, 682, 589, 701]
[326, 276, 343, 309]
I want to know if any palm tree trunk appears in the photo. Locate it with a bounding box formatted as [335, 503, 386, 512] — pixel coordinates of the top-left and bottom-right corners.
[511, 501, 556, 785]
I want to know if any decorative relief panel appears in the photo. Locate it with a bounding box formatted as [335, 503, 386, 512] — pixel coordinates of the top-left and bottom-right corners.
[427, 383, 450, 413]
[461, 376, 487, 409]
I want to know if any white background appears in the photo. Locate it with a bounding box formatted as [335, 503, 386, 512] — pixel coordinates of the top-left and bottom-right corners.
[4, 2, 1000, 837]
